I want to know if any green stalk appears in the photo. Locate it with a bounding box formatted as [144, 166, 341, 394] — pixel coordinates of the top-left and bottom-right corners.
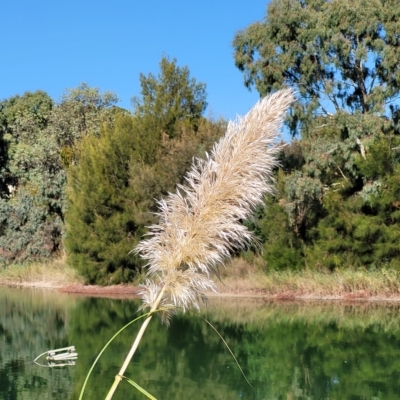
[105, 286, 166, 400]
[79, 313, 149, 400]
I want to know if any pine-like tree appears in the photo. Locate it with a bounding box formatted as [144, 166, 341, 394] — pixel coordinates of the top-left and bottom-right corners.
[65, 58, 224, 283]
[66, 113, 141, 283]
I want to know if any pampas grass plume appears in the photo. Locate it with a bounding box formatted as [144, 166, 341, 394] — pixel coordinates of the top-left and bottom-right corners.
[136, 88, 295, 320]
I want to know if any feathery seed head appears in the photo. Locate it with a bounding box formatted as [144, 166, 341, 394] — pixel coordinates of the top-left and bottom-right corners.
[135, 89, 295, 319]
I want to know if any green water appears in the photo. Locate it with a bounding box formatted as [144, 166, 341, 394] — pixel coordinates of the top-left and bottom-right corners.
[1, 288, 400, 399]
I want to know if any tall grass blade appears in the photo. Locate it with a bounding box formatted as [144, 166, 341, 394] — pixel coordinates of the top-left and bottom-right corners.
[79, 313, 150, 400]
[105, 289, 166, 400]
[123, 376, 157, 400]
[203, 317, 252, 387]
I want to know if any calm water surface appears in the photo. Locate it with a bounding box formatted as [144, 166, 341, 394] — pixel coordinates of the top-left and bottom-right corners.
[1, 287, 400, 399]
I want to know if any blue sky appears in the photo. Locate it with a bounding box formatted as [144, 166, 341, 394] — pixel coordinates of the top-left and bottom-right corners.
[2, 1, 270, 122]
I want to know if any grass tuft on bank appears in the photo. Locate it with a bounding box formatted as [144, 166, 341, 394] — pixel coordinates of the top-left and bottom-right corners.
[0, 257, 82, 287]
[216, 257, 400, 299]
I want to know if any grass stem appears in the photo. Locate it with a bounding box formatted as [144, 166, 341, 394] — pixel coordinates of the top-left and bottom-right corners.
[105, 286, 166, 400]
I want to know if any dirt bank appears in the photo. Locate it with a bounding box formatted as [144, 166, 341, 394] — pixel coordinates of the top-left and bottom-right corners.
[60, 284, 139, 298]
[0, 281, 140, 299]
[4, 280, 400, 302]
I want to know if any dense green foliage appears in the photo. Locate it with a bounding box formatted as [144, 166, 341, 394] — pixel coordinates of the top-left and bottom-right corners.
[65, 57, 225, 283]
[0, 85, 117, 265]
[234, 0, 400, 134]
[233, 0, 400, 271]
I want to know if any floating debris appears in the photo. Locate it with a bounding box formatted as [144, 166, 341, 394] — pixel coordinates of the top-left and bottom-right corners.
[34, 346, 78, 368]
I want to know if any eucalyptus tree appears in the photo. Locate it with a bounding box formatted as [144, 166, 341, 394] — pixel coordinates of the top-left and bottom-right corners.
[233, 0, 400, 270]
[234, 0, 400, 133]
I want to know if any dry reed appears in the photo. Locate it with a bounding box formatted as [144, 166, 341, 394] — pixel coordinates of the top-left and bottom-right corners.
[105, 89, 294, 399]
[136, 88, 294, 319]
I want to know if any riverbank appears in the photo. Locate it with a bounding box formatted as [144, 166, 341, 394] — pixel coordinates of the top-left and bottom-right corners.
[3, 258, 400, 301]
[211, 258, 400, 301]
[0, 259, 140, 298]
[0, 258, 81, 288]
